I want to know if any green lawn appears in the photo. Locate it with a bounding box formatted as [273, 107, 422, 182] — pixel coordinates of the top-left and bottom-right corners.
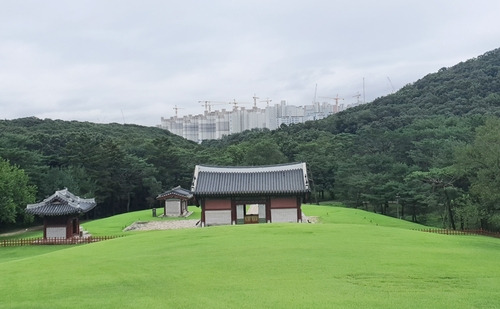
[302, 204, 427, 229]
[0, 229, 43, 240]
[81, 205, 201, 236]
[1, 204, 499, 308]
[0, 206, 201, 239]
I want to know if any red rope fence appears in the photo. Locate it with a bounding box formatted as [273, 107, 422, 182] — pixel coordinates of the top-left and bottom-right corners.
[1, 236, 122, 247]
[417, 228, 500, 238]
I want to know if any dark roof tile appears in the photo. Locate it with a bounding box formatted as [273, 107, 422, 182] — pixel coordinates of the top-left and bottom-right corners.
[26, 188, 96, 216]
[192, 163, 310, 196]
[156, 186, 193, 200]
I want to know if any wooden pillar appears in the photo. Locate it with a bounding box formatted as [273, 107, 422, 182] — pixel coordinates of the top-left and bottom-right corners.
[231, 199, 236, 225]
[200, 199, 206, 226]
[73, 217, 80, 236]
[64, 217, 68, 238]
[66, 217, 72, 239]
[266, 197, 271, 223]
[43, 218, 47, 239]
[297, 196, 302, 223]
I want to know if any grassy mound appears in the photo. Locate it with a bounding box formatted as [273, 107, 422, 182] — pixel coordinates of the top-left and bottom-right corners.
[81, 206, 201, 236]
[1, 205, 499, 308]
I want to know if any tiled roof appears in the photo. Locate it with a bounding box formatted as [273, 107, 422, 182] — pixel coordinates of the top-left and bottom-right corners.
[156, 186, 193, 200]
[26, 188, 96, 216]
[191, 162, 310, 196]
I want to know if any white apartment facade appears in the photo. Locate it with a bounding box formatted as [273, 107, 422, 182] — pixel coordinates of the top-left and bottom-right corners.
[159, 100, 347, 143]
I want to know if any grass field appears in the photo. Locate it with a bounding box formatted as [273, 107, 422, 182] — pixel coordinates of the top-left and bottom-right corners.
[81, 205, 201, 236]
[1, 205, 499, 308]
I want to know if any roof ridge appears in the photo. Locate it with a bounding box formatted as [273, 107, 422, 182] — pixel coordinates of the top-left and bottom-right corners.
[197, 162, 303, 169]
[192, 163, 310, 195]
[26, 189, 97, 216]
[196, 162, 306, 174]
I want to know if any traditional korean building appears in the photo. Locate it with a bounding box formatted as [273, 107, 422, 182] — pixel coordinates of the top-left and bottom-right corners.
[191, 162, 310, 226]
[156, 186, 193, 216]
[26, 188, 97, 239]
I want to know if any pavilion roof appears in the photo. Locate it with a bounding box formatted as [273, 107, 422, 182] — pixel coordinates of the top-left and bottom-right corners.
[191, 162, 310, 197]
[156, 186, 193, 200]
[26, 188, 96, 216]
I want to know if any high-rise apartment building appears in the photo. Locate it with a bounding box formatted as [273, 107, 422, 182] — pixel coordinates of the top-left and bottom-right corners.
[159, 100, 354, 143]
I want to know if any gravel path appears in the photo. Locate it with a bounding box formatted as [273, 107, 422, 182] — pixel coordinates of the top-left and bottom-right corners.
[304, 215, 319, 223]
[124, 213, 316, 232]
[0, 225, 43, 237]
[123, 219, 199, 232]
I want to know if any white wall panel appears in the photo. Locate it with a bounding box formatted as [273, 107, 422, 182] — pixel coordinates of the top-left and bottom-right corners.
[271, 208, 298, 223]
[205, 210, 232, 226]
[166, 199, 181, 215]
[46, 227, 66, 238]
[258, 204, 266, 219]
[236, 205, 244, 219]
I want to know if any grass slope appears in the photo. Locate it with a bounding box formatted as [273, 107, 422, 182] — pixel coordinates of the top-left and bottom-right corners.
[1, 205, 499, 308]
[81, 206, 201, 236]
[302, 204, 426, 228]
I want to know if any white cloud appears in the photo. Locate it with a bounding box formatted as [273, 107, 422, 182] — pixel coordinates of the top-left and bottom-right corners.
[1, 0, 499, 126]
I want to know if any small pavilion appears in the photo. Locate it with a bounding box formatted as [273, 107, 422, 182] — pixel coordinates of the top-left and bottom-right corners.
[26, 188, 97, 239]
[191, 162, 310, 226]
[156, 186, 193, 216]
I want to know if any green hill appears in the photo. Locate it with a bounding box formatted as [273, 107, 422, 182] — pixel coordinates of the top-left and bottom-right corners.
[1, 206, 499, 308]
[0, 117, 201, 220]
[1, 48, 500, 230]
[308, 47, 500, 134]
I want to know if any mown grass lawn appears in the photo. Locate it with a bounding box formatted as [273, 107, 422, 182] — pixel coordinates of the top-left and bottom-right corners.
[81, 205, 201, 236]
[0, 206, 201, 239]
[1, 205, 499, 308]
[0, 229, 43, 240]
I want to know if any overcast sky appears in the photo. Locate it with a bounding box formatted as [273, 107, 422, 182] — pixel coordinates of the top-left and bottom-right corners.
[1, 1, 499, 127]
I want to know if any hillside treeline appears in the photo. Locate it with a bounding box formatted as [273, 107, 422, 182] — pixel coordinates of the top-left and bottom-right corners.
[1, 48, 500, 230]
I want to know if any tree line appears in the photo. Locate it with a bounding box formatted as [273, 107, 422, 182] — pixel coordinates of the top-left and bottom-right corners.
[1, 48, 500, 230]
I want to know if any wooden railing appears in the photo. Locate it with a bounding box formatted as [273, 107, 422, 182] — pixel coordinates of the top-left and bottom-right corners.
[417, 228, 500, 238]
[1, 236, 121, 247]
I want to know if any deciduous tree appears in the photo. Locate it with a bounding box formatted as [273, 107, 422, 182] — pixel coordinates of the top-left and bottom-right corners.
[0, 159, 36, 224]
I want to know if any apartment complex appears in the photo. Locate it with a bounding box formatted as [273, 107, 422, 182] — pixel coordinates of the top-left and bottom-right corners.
[159, 100, 352, 143]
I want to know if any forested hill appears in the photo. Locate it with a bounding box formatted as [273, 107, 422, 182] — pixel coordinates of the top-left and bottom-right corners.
[312, 47, 500, 134]
[193, 47, 500, 230]
[0, 117, 201, 222]
[1, 48, 500, 230]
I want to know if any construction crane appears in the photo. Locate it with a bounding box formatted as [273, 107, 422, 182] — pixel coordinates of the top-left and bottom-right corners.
[313, 83, 318, 104]
[387, 77, 395, 93]
[252, 94, 259, 109]
[319, 94, 344, 112]
[260, 98, 272, 107]
[198, 101, 226, 112]
[352, 92, 361, 104]
[229, 99, 251, 111]
[199, 101, 210, 112]
[173, 105, 184, 117]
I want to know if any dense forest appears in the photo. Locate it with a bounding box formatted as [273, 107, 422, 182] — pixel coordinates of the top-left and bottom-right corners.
[1, 48, 500, 230]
